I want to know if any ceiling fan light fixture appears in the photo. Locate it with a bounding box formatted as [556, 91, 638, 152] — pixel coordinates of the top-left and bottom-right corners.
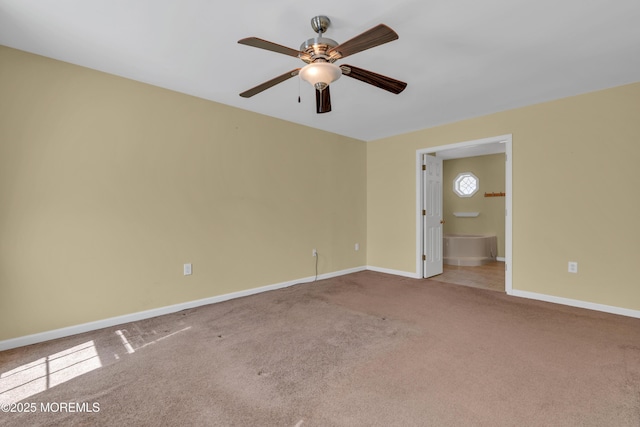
[299, 62, 341, 91]
[238, 16, 407, 113]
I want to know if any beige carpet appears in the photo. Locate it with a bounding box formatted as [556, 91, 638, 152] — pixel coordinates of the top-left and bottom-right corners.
[1, 271, 639, 426]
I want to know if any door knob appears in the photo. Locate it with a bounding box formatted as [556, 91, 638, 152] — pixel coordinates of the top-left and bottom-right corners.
[440, 219, 446, 224]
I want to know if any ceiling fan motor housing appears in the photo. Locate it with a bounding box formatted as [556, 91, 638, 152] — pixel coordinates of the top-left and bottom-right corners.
[299, 37, 339, 63]
[299, 16, 341, 64]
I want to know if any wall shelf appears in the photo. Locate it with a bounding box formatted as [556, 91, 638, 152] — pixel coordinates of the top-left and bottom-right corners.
[453, 212, 480, 218]
[484, 192, 505, 197]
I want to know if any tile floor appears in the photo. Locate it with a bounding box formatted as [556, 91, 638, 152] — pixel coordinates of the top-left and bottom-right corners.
[429, 261, 505, 292]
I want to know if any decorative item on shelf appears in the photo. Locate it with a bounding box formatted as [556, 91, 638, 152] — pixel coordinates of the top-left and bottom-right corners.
[484, 192, 506, 197]
[453, 212, 480, 217]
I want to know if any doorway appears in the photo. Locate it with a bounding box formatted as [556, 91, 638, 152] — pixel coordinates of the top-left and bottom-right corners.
[430, 261, 506, 292]
[416, 134, 512, 294]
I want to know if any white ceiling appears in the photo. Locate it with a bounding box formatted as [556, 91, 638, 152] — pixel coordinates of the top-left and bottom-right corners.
[1, 0, 639, 142]
[436, 141, 506, 160]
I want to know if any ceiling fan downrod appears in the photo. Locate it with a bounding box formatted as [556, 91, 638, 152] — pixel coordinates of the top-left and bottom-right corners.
[310, 15, 331, 35]
[300, 15, 339, 64]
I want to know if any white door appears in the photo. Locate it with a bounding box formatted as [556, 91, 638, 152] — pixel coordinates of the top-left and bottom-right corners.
[423, 154, 443, 278]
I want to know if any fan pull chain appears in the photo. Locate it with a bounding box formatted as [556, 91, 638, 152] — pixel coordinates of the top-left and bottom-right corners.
[298, 77, 301, 103]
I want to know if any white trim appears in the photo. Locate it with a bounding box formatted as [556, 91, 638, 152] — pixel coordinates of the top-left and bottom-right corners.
[416, 134, 513, 293]
[366, 265, 421, 279]
[497, 257, 506, 262]
[367, 264, 640, 320]
[504, 137, 513, 295]
[510, 290, 640, 319]
[415, 152, 425, 277]
[0, 266, 366, 351]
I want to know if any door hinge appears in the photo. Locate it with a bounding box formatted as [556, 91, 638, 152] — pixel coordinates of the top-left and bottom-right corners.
[422, 254, 426, 261]
[422, 209, 426, 216]
[422, 164, 426, 170]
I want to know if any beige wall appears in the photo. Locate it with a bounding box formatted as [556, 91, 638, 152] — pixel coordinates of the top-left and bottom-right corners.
[2, 44, 639, 342]
[368, 81, 640, 311]
[0, 46, 367, 341]
[443, 154, 506, 257]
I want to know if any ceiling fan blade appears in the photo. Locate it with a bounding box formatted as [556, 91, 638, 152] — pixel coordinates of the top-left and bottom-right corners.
[239, 69, 300, 98]
[327, 24, 398, 60]
[238, 37, 303, 58]
[315, 86, 332, 114]
[340, 65, 407, 94]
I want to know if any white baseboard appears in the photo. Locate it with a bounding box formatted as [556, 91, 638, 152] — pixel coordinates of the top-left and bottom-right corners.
[510, 289, 640, 319]
[5, 267, 638, 352]
[366, 265, 421, 279]
[365, 266, 640, 319]
[0, 266, 367, 352]
[497, 257, 506, 262]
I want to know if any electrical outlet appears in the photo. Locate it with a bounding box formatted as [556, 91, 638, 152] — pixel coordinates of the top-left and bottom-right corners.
[355, 243, 359, 251]
[568, 261, 578, 274]
[312, 249, 317, 257]
[184, 263, 192, 276]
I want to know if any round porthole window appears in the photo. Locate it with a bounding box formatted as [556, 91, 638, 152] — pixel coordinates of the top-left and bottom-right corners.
[453, 172, 479, 197]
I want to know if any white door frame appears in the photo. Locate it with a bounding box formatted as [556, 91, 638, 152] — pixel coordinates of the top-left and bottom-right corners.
[416, 134, 513, 294]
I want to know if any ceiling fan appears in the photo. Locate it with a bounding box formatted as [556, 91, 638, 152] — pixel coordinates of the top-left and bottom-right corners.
[238, 16, 407, 113]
